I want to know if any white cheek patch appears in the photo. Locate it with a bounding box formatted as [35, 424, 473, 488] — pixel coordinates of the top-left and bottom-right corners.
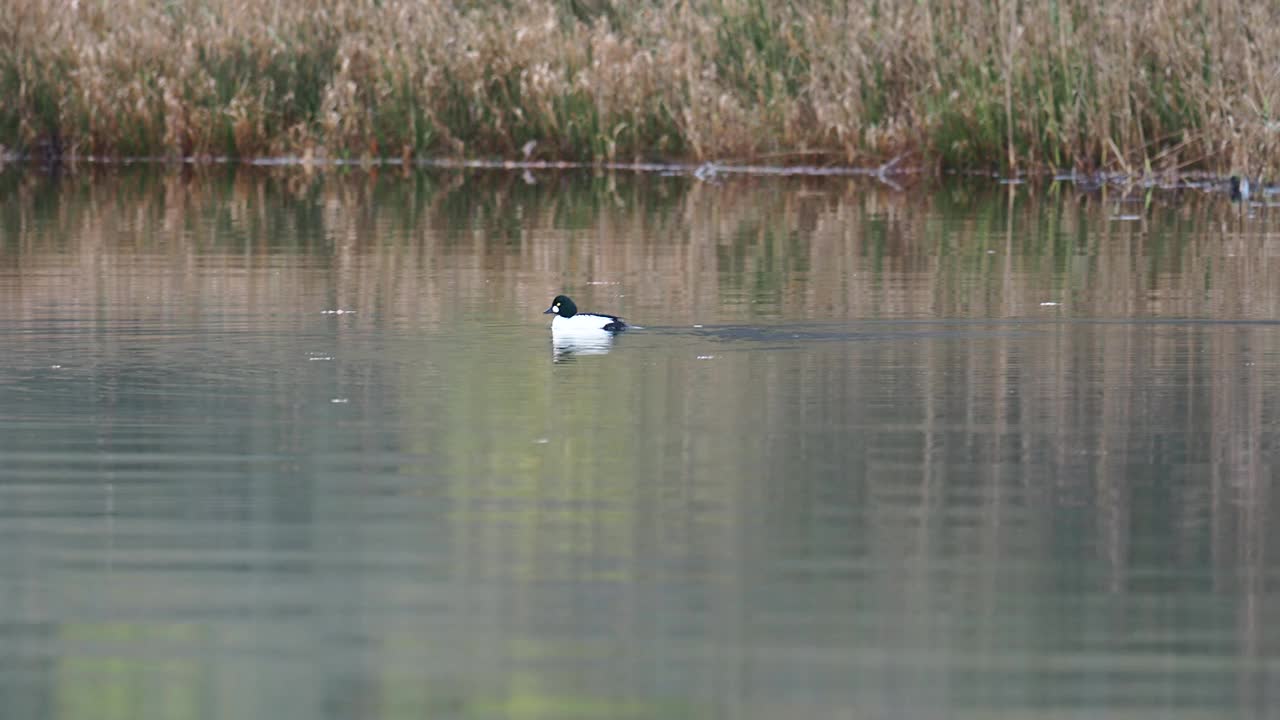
[553, 305, 560, 311]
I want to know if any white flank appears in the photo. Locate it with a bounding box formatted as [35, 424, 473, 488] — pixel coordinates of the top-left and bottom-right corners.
[552, 313, 622, 333]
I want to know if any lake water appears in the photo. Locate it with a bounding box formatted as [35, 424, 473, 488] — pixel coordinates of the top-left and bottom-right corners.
[2, 167, 1279, 719]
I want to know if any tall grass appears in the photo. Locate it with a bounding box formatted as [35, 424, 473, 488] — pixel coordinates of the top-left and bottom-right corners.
[2, 0, 1278, 174]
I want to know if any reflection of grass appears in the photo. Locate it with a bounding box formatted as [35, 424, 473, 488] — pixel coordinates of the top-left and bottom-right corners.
[394, 326, 644, 584]
[475, 691, 691, 719]
[56, 623, 201, 720]
[378, 667, 701, 719]
[0, 168, 1267, 324]
[4, 0, 1280, 174]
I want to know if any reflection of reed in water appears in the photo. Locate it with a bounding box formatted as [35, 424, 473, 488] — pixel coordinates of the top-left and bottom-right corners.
[6, 169, 1280, 324]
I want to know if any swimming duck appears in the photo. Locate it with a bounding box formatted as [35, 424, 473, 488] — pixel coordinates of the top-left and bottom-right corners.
[1230, 175, 1251, 202]
[543, 295, 627, 333]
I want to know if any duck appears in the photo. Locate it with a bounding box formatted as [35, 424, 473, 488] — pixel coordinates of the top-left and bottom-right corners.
[543, 294, 627, 333]
[1230, 175, 1251, 202]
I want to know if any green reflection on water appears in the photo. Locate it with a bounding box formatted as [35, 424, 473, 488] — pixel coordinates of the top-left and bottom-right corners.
[57, 623, 202, 720]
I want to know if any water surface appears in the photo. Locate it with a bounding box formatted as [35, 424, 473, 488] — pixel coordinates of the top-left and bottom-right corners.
[2, 169, 1280, 719]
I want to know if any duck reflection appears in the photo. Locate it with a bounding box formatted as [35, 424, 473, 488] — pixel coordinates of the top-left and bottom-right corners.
[552, 332, 617, 361]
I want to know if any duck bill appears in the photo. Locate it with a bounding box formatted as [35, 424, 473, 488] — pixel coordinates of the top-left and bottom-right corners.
[543, 306, 557, 314]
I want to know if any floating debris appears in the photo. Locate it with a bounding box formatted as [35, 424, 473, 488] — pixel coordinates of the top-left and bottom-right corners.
[321, 309, 356, 315]
[693, 162, 722, 182]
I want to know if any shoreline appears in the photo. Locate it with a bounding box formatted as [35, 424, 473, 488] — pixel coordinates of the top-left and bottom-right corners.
[1, 152, 1269, 199]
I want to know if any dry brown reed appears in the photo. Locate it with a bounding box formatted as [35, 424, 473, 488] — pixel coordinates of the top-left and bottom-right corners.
[2, 0, 1279, 175]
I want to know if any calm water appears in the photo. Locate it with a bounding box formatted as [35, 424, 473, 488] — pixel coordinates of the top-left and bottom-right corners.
[2, 168, 1280, 719]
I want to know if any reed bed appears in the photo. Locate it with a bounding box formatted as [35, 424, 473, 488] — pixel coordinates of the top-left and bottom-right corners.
[2, 0, 1279, 175]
